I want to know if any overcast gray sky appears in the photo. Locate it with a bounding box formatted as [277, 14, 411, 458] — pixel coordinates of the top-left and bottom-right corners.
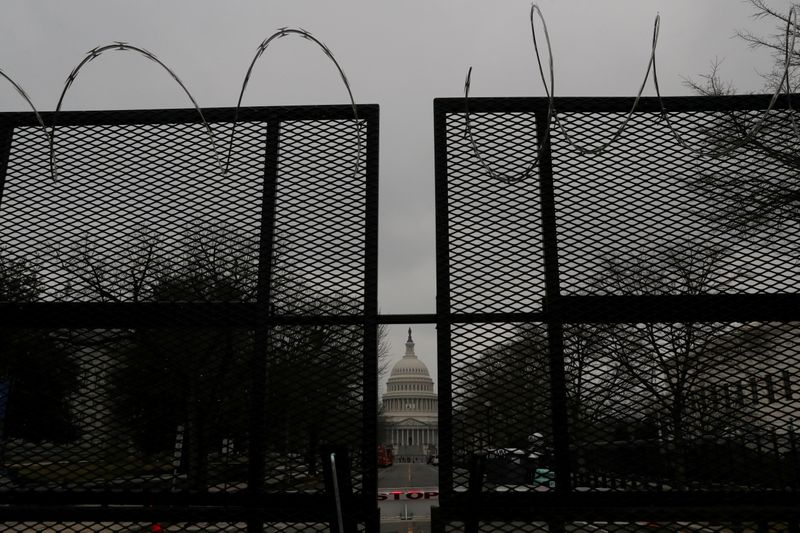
[0, 0, 790, 388]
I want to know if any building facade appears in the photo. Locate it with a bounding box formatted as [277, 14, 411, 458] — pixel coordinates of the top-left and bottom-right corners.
[381, 329, 438, 463]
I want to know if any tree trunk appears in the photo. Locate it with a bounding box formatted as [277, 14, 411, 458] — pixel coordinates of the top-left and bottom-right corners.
[670, 408, 687, 489]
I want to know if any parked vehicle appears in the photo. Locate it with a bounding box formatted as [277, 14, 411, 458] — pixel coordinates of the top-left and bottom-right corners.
[378, 445, 394, 468]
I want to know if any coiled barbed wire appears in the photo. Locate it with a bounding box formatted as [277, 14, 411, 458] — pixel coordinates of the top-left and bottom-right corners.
[225, 27, 361, 178]
[51, 42, 222, 181]
[650, 7, 800, 157]
[0, 68, 51, 149]
[1, 29, 360, 183]
[464, 4, 800, 183]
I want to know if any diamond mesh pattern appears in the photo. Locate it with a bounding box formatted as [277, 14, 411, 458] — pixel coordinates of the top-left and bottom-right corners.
[265, 324, 364, 493]
[436, 95, 800, 529]
[0, 328, 250, 492]
[567, 321, 800, 492]
[272, 119, 367, 315]
[450, 323, 553, 493]
[442, 520, 797, 532]
[0, 523, 337, 532]
[445, 112, 544, 314]
[2, 120, 263, 302]
[0, 524, 142, 532]
[552, 108, 800, 296]
[0, 105, 377, 529]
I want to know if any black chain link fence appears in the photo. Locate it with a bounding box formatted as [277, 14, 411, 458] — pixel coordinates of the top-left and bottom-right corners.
[434, 95, 800, 532]
[0, 105, 379, 532]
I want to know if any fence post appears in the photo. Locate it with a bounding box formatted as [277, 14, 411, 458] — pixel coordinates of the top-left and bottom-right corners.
[535, 107, 568, 533]
[465, 453, 485, 533]
[790, 427, 799, 492]
[247, 119, 282, 533]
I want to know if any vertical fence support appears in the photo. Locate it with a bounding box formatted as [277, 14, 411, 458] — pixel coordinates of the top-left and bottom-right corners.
[0, 126, 13, 213]
[362, 109, 381, 533]
[248, 119, 281, 533]
[534, 110, 571, 500]
[465, 453, 486, 533]
[434, 101, 454, 505]
[0, 126, 12, 476]
[430, 505, 445, 533]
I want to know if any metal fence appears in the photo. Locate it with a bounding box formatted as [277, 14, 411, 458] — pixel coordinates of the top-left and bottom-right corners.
[0, 104, 379, 532]
[433, 95, 800, 532]
[1, 94, 800, 533]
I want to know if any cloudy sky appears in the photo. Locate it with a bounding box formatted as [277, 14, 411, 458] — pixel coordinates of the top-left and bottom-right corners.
[0, 0, 790, 387]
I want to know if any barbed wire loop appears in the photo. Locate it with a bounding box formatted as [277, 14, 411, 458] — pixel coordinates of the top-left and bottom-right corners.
[226, 28, 361, 180]
[465, 3, 800, 183]
[51, 43, 223, 182]
[0, 68, 51, 156]
[652, 7, 800, 157]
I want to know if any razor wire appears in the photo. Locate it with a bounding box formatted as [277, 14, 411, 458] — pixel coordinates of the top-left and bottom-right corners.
[464, 4, 800, 183]
[0, 68, 51, 155]
[650, 7, 800, 157]
[0, 29, 361, 183]
[225, 27, 361, 179]
[51, 42, 223, 182]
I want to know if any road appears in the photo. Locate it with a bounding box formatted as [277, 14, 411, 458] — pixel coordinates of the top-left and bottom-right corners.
[379, 462, 438, 488]
[379, 463, 439, 533]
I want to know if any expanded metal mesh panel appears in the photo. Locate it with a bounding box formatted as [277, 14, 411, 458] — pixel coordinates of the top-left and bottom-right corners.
[0, 524, 144, 532]
[444, 112, 544, 314]
[444, 523, 547, 532]
[0, 105, 378, 528]
[0, 523, 341, 532]
[272, 119, 367, 315]
[265, 324, 365, 493]
[1, 120, 263, 302]
[550, 108, 800, 296]
[0, 328, 250, 492]
[450, 323, 553, 493]
[0, 522, 363, 532]
[567, 321, 800, 493]
[442, 520, 799, 533]
[436, 95, 800, 527]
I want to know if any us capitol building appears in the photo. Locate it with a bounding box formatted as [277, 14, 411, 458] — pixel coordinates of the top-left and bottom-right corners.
[381, 328, 438, 462]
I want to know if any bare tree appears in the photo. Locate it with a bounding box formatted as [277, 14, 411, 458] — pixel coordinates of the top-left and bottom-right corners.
[563, 323, 634, 441]
[683, 2, 800, 231]
[60, 227, 385, 489]
[0, 253, 80, 444]
[597, 248, 732, 486]
[736, 0, 800, 92]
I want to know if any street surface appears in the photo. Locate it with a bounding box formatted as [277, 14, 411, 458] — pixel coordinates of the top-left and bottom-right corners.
[379, 462, 438, 488]
[378, 463, 439, 533]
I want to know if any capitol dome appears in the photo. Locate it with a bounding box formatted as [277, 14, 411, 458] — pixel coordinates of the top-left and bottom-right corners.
[381, 328, 438, 462]
[390, 350, 431, 377]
